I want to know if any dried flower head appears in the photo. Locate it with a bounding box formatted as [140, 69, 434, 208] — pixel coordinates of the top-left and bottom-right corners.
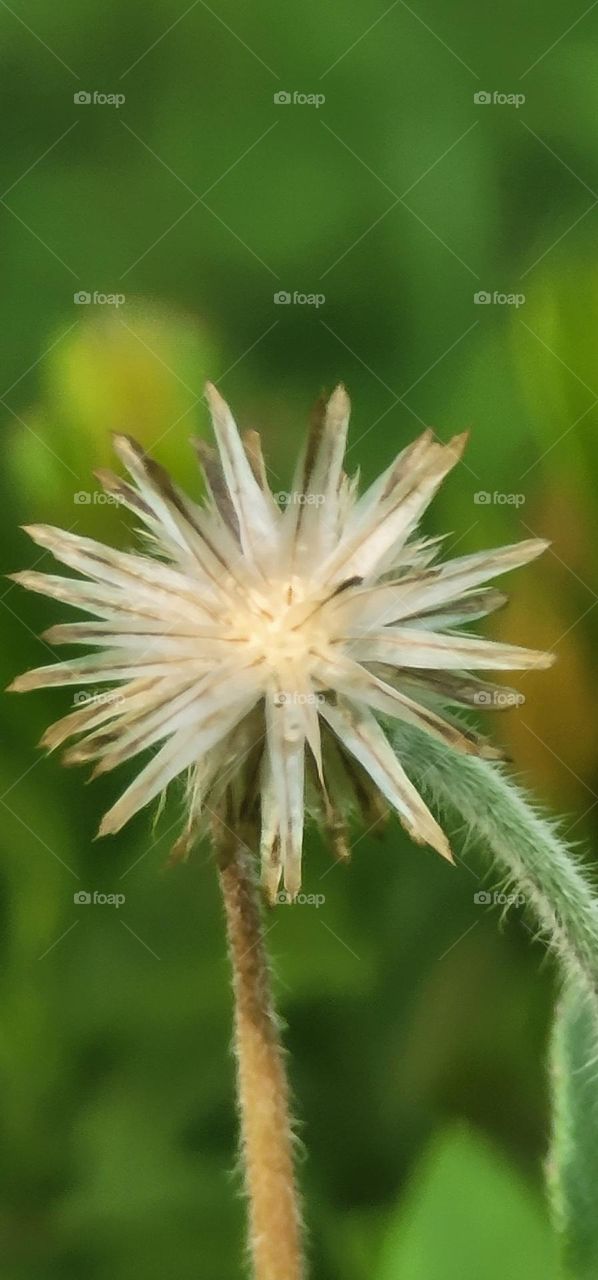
[9, 384, 553, 899]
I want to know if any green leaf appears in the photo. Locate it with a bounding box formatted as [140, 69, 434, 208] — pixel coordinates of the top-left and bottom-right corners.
[376, 1126, 561, 1280]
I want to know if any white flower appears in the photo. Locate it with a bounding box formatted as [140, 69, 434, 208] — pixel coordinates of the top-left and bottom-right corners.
[9, 384, 553, 899]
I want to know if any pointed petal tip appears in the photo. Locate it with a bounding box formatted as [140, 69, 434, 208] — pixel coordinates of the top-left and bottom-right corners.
[438, 837, 455, 865]
[40, 625, 60, 644]
[89, 758, 112, 781]
[111, 432, 145, 462]
[410, 821, 454, 865]
[6, 673, 30, 693]
[327, 383, 351, 416]
[283, 865, 302, 900]
[480, 742, 508, 762]
[204, 381, 225, 411]
[516, 648, 555, 671]
[6, 571, 29, 586]
[412, 826, 454, 864]
[93, 467, 119, 489]
[204, 382, 236, 434]
[448, 430, 469, 458]
[528, 536, 551, 558]
[538, 650, 556, 669]
[243, 427, 263, 450]
[20, 523, 53, 546]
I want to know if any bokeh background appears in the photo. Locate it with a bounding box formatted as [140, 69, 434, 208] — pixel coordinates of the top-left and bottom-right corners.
[1, 3, 597, 1276]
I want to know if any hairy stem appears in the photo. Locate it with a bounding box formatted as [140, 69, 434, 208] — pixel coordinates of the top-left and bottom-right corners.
[548, 979, 598, 1279]
[394, 720, 598, 1276]
[394, 722, 598, 1002]
[218, 839, 304, 1280]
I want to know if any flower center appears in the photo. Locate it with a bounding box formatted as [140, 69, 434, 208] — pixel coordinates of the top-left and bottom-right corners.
[242, 579, 328, 675]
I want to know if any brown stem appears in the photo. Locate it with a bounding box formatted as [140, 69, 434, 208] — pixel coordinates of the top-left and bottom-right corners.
[218, 839, 305, 1280]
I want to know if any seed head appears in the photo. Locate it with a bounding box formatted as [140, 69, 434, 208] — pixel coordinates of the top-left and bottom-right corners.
[8, 384, 553, 900]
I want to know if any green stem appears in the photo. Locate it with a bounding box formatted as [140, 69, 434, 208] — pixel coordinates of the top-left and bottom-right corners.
[548, 980, 598, 1280]
[394, 722, 598, 1000]
[393, 722, 598, 1278]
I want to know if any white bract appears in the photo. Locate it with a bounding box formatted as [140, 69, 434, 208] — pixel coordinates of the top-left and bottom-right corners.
[9, 384, 553, 899]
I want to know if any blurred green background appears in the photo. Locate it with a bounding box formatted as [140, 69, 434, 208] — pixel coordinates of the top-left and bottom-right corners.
[1, 2, 598, 1276]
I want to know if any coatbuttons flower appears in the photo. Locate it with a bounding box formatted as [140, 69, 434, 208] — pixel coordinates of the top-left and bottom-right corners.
[9, 385, 553, 899]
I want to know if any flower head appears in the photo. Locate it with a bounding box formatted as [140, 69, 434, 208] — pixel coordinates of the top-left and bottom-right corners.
[9, 384, 553, 899]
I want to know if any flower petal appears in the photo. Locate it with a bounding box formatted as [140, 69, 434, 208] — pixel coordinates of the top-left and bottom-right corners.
[319, 431, 467, 584]
[265, 690, 306, 898]
[20, 524, 221, 615]
[351, 628, 554, 671]
[316, 654, 504, 759]
[204, 382, 280, 569]
[286, 385, 351, 566]
[330, 583, 507, 634]
[98, 686, 262, 836]
[320, 697, 453, 861]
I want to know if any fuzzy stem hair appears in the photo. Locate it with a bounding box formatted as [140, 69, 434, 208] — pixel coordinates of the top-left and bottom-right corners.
[217, 837, 304, 1280]
[394, 721, 598, 999]
[394, 720, 598, 1277]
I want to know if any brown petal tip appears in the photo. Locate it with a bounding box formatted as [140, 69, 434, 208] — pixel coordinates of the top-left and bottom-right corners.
[326, 383, 351, 418]
[534, 651, 556, 669]
[448, 431, 469, 458]
[204, 381, 226, 412]
[20, 524, 53, 546]
[6, 673, 29, 693]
